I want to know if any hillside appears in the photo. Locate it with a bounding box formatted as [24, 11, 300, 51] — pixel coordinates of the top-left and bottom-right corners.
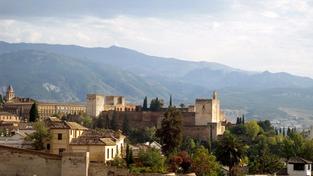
[0, 50, 169, 102]
[1, 41, 313, 124]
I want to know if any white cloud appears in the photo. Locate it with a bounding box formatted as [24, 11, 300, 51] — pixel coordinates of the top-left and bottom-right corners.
[0, 0, 313, 78]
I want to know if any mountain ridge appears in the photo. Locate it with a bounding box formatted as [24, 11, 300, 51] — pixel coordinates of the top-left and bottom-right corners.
[1, 41, 313, 124]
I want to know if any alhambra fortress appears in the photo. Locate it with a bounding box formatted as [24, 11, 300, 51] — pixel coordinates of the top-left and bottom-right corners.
[0, 85, 226, 176]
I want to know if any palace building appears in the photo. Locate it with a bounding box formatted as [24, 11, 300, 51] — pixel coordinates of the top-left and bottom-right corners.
[2, 85, 86, 121]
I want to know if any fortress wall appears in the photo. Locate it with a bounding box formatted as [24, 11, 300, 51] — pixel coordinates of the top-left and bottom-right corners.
[182, 126, 210, 141]
[0, 145, 62, 176]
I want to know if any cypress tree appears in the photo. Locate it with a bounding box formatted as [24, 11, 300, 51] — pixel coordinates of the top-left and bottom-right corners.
[126, 144, 134, 167]
[0, 94, 3, 104]
[169, 95, 172, 107]
[29, 102, 39, 122]
[236, 117, 240, 125]
[156, 107, 183, 155]
[242, 115, 245, 124]
[143, 96, 148, 111]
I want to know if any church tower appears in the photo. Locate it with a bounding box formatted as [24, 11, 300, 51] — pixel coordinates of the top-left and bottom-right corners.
[5, 85, 15, 102]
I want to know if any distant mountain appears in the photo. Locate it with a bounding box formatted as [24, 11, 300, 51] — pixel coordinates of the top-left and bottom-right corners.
[1, 41, 313, 124]
[0, 50, 169, 102]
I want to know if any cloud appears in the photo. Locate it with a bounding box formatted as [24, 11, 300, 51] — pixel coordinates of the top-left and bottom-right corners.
[0, 0, 313, 78]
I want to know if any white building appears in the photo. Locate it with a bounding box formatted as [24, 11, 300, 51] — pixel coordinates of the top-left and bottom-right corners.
[286, 157, 312, 176]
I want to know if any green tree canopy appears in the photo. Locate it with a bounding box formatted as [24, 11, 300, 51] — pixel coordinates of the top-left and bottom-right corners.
[142, 96, 148, 111]
[138, 148, 166, 173]
[26, 121, 51, 150]
[150, 97, 163, 112]
[245, 120, 262, 140]
[215, 132, 246, 176]
[156, 107, 183, 155]
[192, 146, 221, 176]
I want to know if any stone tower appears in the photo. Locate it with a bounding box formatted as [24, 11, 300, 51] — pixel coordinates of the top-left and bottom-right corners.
[5, 85, 15, 102]
[86, 94, 105, 117]
[194, 91, 221, 125]
[194, 91, 225, 139]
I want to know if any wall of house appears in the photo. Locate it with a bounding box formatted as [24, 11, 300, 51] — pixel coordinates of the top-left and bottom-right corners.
[49, 129, 70, 154]
[287, 163, 311, 176]
[0, 145, 62, 176]
[70, 145, 108, 162]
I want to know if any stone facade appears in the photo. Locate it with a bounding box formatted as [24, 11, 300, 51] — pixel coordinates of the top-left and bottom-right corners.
[0, 111, 20, 123]
[2, 85, 86, 121]
[86, 94, 136, 117]
[45, 117, 87, 155]
[69, 130, 125, 163]
[99, 92, 226, 142]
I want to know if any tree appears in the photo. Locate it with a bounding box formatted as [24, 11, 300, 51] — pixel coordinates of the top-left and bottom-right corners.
[0, 94, 4, 104]
[122, 115, 130, 135]
[169, 95, 173, 107]
[192, 146, 221, 176]
[169, 151, 192, 173]
[179, 103, 185, 108]
[142, 96, 148, 111]
[248, 135, 284, 174]
[128, 127, 157, 143]
[82, 115, 92, 128]
[180, 137, 196, 153]
[245, 120, 261, 140]
[150, 97, 163, 112]
[215, 132, 246, 176]
[258, 120, 274, 133]
[242, 115, 245, 124]
[156, 107, 183, 155]
[29, 102, 39, 122]
[26, 121, 51, 150]
[126, 144, 134, 167]
[138, 148, 166, 173]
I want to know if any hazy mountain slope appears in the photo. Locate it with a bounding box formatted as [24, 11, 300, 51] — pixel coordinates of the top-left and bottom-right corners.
[182, 68, 313, 89]
[0, 50, 169, 102]
[1, 41, 313, 123]
[0, 41, 243, 78]
[1, 41, 312, 91]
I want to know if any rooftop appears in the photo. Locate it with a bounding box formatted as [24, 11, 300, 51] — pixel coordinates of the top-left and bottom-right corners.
[45, 117, 87, 130]
[288, 157, 312, 164]
[70, 129, 124, 146]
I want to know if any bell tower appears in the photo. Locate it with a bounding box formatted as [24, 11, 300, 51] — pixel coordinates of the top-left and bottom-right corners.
[5, 85, 15, 102]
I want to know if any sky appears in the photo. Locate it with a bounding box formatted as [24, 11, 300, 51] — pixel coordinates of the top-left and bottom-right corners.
[0, 0, 313, 78]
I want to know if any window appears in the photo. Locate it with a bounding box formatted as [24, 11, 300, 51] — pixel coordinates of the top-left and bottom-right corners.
[294, 163, 305, 170]
[116, 145, 119, 155]
[111, 148, 113, 158]
[308, 164, 311, 170]
[58, 133, 62, 140]
[107, 148, 109, 159]
[47, 144, 50, 150]
[58, 148, 65, 155]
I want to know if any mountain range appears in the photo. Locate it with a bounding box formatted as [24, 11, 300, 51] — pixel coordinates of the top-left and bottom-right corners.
[1, 41, 313, 125]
